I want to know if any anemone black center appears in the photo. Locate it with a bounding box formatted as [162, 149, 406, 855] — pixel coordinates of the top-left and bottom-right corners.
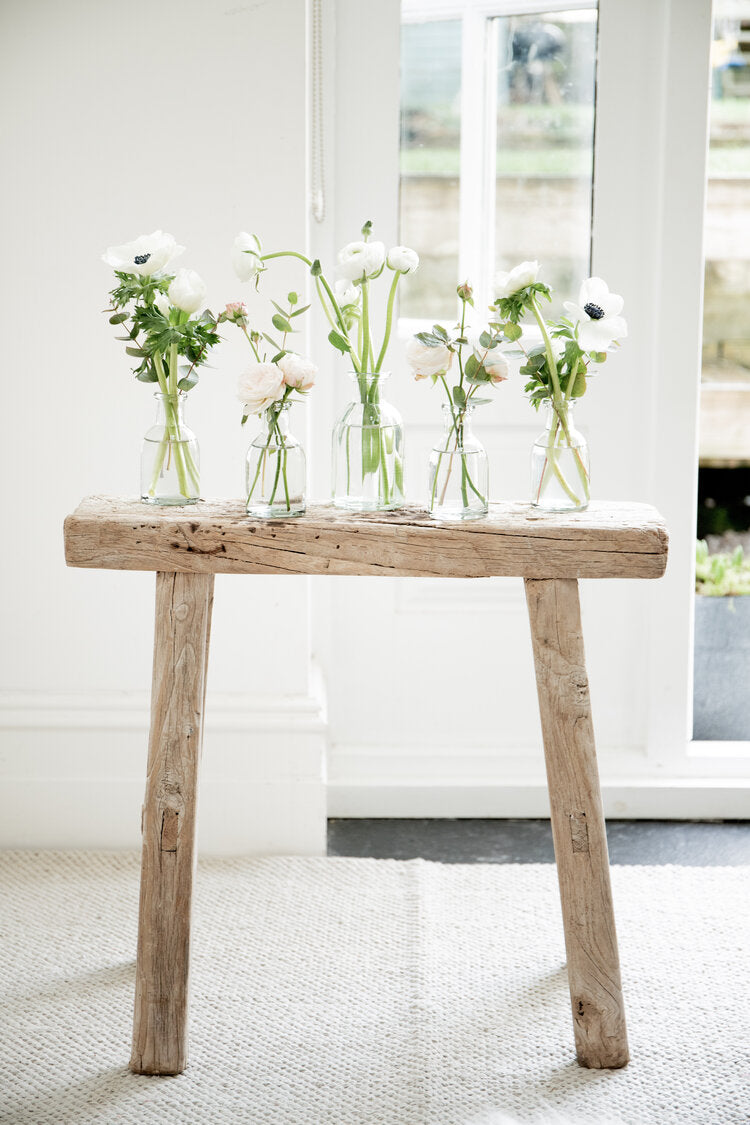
[134, 253, 151, 266]
[583, 302, 604, 320]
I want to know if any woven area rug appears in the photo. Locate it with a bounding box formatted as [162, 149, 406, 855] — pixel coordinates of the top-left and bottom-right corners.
[0, 852, 748, 1125]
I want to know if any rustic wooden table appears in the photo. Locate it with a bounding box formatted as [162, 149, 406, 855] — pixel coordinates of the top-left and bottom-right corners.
[64, 496, 668, 1076]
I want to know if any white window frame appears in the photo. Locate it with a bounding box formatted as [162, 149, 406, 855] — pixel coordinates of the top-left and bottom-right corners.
[313, 0, 750, 815]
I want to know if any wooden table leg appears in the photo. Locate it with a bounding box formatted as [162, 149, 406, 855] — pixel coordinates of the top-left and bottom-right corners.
[130, 571, 214, 1076]
[525, 577, 629, 1069]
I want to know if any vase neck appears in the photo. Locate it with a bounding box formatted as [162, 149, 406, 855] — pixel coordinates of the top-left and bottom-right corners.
[263, 401, 292, 434]
[154, 391, 187, 423]
[441, 401, 477, 437]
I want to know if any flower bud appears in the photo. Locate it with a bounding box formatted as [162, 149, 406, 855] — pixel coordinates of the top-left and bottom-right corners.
[457, 281, 473, 302]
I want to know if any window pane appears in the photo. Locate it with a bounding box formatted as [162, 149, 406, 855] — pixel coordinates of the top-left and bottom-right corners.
[399, 19, 462, 319]
[493, 11, 597, 316]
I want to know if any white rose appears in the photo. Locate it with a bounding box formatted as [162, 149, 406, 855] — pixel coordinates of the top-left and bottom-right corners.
[494, 260, 540, 300]
[102, 230, 185, 277]
[406, 337, 453, 381]
[475, 347, 509, 384]
[168, 269, 207, 314]
[334, 279, 360, 306]
[387, 246, 419, 274]
[337, 240, 385, 281]
[237, 362, 286, 414]
[563, 276, 628, 352]
[278, 353, 317, 391]
[232, 231, 263, 283]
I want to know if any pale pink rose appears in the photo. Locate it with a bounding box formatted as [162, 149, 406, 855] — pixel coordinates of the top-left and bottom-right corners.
[278, 353, 317, 391]
[237, 362, 286, 414]
[406, 337, 452, 380]
[222, 300, 249, 325]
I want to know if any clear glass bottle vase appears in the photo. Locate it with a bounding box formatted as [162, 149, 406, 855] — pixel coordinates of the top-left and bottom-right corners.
[245, 402, 306, 518]
[140, 391, 200, 506]
[428, 403, 489, 520]
[530, 398, 590, 512]
[332, 372, 405, 511]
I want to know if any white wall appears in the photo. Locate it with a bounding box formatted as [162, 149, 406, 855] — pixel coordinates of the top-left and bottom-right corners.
[0, 0, 326, 853]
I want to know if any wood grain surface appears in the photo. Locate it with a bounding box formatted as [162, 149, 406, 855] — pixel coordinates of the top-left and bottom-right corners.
[130, 571, 214, 1076]
[525, 577, 629, 1069]
[64, 496, 668, 579]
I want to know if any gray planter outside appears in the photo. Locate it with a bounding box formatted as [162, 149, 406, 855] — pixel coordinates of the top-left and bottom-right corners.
[693, 594, 750, 740]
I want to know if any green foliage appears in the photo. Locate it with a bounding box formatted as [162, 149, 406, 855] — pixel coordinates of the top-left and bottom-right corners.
[328, 329, 351, 355]
[493, 282, 551, 325]
[105, 271, 219, 388]
[695, 541, 750, 597]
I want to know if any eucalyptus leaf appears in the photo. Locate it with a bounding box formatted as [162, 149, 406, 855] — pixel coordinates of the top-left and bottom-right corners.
[108, 312, 128, 325]
[125, 346, 148, 358]
[452, 385, 466, 407]
[271, 313, 293, 333]
[178, 369, 199, 391]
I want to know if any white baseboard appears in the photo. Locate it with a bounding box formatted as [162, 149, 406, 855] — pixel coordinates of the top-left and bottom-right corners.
[0, 689, 328, 854]
[328, 779, 750, 820]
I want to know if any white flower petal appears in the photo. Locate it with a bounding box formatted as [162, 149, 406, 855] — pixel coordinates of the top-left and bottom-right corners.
[578, 276, 610, 306]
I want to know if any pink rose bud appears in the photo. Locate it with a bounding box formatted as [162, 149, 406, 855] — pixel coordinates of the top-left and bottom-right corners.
[457, 281, 473, 301]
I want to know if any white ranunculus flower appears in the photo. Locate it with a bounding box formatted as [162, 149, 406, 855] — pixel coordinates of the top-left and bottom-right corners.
[337, 240, 385, 281]
[564, 277, 627, 352]
[278, 353, 317, 391]
[406, 337, 453, 381]
[102, 230, 185, 277]
[474, 346, 509, 384]
[232, 231, 263, 283]
[168, 269, 207, 315]
[154, 291, 171, 318]
[333, 278, 360, 306]
[387, 246, 419, 274]
[494, 260, 540, 300]
[237, 362, 286, 414]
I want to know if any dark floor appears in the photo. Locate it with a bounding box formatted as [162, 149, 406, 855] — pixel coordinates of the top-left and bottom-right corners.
[327, 818, 750, 865]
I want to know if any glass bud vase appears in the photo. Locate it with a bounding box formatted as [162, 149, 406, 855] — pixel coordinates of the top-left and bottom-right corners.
[245, 402, 306, 519]
[140, 391, 200, 506]
[428, 403, 489, 520]
[530, 398, 590, 512]
[332, 372, 405, 511]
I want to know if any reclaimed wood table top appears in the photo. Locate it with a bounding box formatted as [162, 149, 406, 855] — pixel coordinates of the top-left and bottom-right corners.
[64, 496, 668, 580]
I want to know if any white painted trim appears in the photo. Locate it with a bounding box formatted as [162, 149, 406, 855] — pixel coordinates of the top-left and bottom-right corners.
[328, 779, 750, 820]
[0, 689, 327, 733]
[402, 0, 597, 24]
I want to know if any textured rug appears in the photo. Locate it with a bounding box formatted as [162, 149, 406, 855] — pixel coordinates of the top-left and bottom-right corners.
[0, 852, 747, 1125]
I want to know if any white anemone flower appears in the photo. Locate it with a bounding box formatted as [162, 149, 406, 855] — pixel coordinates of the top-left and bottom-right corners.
[232, 232, 263, 283]
[102, 230, 185, 277]
[494, 260, 540, 300]
[387, 246, 419, 274]
[168, 269, 207, 315]
[564, 277, 628, 352]
[154, 291, 171, 319]
[337, 240, 385, 281]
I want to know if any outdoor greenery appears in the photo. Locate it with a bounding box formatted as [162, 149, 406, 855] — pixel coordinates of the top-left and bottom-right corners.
[695, 540, 750, 596]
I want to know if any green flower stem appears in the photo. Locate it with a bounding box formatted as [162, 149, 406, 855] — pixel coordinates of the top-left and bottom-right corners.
[374, 271, 401, 372]
[149, 354, 192, 500]
[241, 325, 262, 362]
[261, 249, 351, 344]
[360, 280, 371, 372]
[247, 417, 276, 503]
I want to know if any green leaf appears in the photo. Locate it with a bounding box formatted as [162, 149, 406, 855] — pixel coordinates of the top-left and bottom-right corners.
[503, 322, 523, 342]
[135, 366, 159, 383]
[415, 331, 442, 347]
[590, 351, 608, 364]
[432, 324, 449, 341]
[178, 369, 199, 391]
[288, 291, 298, 305]
[328, 328, 351, 354]
[478, 331, 493, 348]
[570, 369, 587, 398]
[271, 313, 293, 333]
[270, 350, 287, 364]
[289, 303, 311, 318]
[125, 345, 148, 358]
[464, 354, 481, 381]
[108, 312, 128, 325]
[452, 384, 466, 407]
